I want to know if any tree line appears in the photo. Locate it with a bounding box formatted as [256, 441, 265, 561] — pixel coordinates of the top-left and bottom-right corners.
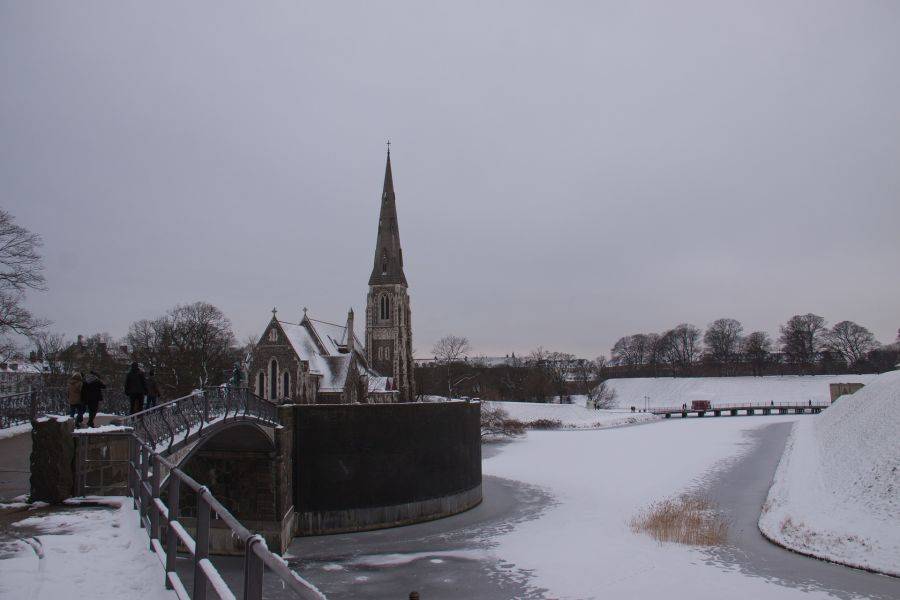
[29, 301, 243, 398]
[609, 315, 898, 377]
[418, 335, 611, 404]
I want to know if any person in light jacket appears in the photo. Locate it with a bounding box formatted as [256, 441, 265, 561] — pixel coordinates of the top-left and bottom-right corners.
[67, 372, 85, 427]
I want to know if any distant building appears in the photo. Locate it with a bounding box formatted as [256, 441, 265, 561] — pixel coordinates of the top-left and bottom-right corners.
[0, 360, 48, 394]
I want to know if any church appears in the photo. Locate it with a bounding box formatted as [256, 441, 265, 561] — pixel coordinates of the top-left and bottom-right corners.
[248, 149, 416, 404]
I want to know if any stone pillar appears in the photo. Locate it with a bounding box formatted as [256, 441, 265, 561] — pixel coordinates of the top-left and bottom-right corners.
[275, 404, 295, 549]
[30, 416, 75, 503]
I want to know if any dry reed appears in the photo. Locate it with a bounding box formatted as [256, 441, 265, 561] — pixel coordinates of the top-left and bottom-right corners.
[630, 494, 728, 546]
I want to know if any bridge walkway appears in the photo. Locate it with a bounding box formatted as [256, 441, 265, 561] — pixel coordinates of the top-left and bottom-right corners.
[652, 402, 827, 419]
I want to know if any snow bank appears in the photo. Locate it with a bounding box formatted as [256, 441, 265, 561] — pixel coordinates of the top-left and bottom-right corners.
[0, 497, 175, 599]
[607, 374, 876, 409]
[759, 370, 900, 576]
[485, 400, 658, 429]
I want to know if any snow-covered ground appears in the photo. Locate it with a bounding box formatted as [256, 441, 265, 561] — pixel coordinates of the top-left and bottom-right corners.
[759, 370, 900, 576]
[483, 416, 844, 599]
[485, 400, 658, 429]
[0, 497, 174, 599]
[606, 374, 876, 409]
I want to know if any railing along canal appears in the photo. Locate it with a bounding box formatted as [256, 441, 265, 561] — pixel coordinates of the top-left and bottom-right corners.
[0, 386, 129, 428]
[116, 387, 279, 452]
[126, 387, 325, 599]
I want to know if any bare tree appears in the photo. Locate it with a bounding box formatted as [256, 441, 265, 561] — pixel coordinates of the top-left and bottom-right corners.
[30, 331, 67, 374]
[741, 331, 772, 376]
[779, 314, 827, 371]
[543, 351, 577, 402]
[824, 320, 879, 368]
[588, 379, 618, 409]
[431, 334, 472, 400]
[126, 301, 237, 396]
[657, 324, 702, 375]
[0, 210, 48, 351]
[611, 334, 653, 366]
[703, 318, 744, 374]
[481, 403, 524, 438]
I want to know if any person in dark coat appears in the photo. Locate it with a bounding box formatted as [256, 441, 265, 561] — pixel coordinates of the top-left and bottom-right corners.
[230, 364, 242, 389]
[124, 362, 148, 414]
[145, 370, 161, 410]
[81, 371, 106, 428]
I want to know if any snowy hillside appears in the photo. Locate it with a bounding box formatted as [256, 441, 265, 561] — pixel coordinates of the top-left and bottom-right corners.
[606, 375, 877, 409]
[484, 400, 657, 429]
[759, 370, 900, 576]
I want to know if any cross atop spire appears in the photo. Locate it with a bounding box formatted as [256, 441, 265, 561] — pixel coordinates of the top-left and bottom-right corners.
[369, 148, 407, 286]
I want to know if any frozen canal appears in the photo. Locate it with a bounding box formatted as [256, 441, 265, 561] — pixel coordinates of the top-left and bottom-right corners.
[282, 416, 899, 599]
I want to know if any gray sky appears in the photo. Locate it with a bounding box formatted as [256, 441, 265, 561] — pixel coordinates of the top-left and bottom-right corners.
[2, 1, 898, 358]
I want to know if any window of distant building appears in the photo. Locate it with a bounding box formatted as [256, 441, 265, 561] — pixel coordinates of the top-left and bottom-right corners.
[269, 360, 278, 400]
[268, 329, 278, 342]
[283, 371, 290, 399]
[380, 295, 390, 321]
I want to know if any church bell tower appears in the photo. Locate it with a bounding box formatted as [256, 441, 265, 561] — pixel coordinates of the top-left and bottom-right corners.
[366, 146, 415, 402]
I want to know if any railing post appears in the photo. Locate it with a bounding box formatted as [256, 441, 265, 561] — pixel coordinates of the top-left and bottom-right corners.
[151, 454, 161, 545]
[129, 437, 139, 510]
[243, 535, 265, 600]
[165, 474, 181, 589]
[28, 387, 37, 422]
[193, 489, 211, 600]
[140, 444, 150, 528]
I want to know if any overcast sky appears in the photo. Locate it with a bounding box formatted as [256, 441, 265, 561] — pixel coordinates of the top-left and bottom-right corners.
[2, 1, 898, 358]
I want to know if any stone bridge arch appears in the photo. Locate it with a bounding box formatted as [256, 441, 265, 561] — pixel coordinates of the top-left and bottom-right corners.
[164, 410, 295, 555]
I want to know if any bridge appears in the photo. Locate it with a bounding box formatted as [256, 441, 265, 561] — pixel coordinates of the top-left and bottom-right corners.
[3, 386, 325, 600]
[652, 401, 827, 418]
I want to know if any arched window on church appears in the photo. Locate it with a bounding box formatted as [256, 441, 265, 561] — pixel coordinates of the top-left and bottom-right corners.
[380, 295, 390, 321]
[283, 371, 290, 399]
[381, 248, 388, 275]
[270, 359, 278, 400]
[257, 371, 264, 397]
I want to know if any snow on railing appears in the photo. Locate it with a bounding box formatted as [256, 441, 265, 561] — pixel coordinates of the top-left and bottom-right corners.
[115, 387, 279, 453]
[129, 437, 326, 600]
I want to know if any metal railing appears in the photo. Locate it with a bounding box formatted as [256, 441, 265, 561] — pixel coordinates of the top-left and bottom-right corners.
[0, 386, 130, 428]
[129, 436, 325, 600]
[116, 387, 279, 454]
[652, 401, 829, 414]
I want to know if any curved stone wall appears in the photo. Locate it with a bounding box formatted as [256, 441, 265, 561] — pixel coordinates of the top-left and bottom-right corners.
[292, 400, 482, 535]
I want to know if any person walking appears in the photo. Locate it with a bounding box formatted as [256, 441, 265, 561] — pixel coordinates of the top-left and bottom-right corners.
[145, 369, 160, 410]
[230, 364, 242, 390]
[124, 362, 147, 415]
[67, 372, 85, 427]
[82, 370, 106, 428]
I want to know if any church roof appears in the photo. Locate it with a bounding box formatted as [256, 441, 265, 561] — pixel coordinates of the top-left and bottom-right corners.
[368, 150, 408, 286]
[276, 314, 387, 393]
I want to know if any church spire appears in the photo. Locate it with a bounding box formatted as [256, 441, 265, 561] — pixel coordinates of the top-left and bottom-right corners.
[368, 145, 408, 286]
